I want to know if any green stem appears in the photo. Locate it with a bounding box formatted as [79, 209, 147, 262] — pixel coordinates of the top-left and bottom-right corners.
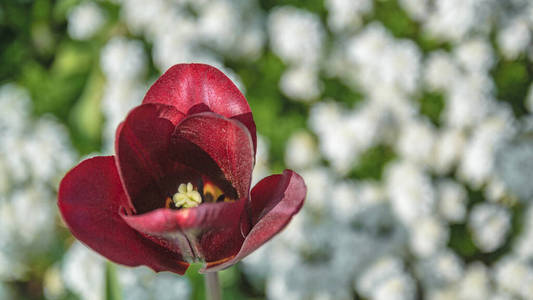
[205, 272, 221, 300]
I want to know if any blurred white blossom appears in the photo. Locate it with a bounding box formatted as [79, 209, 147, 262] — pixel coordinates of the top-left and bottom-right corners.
[68, 2, 105, 40]
[437, 180, 467, 223]
[385, 160, 435, 225]
[280, 65, 322, 101]
[309, 101, 381, 174]
[409, 216, 449, 258]
[325, 0, 372, 32]
[0, 84, 30, 133]
[346, 23, 422, 97]
[357, 256, 416, 300]
[268, 6, 324, 66]
[458, 113, 514, 188]
[60, 242, 192, 300]
[496, 136, 533, 200]
[494, 256, 533, 299]
[62, 242, 106, 300]
[396, 119, 436, 165]
[459, 263, 492, 300]
[416, 250, 464, 288]
[285, 130, 319, 171]
[454, 38, 494, 74]
[117, 266, 191, 300]
[399, 0, 429, 21]
[431, 128, 466, 174]
[423, 0, 492, 42]
[498, 18, 531, 60]
[424, 51, 461, 92]
[0, 83, 75, 282]
[469, 204, 511, 252]
[101, 37, 146, 82]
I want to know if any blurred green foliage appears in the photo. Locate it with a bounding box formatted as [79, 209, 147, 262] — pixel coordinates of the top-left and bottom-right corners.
[259, 0, 325, 16]
[492, 57, 532, 116]
[371, 0, 449, 52]
[416, 91, 445, 126]
[349, 145, 396, 180]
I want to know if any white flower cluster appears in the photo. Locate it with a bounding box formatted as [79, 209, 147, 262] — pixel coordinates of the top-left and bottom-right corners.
[345, 23, 422, 98]
[325, 0, 373, 33]
[99, 0, 259, 151]
[48, 0, 533, 298]
[120, 0, 264, 70]
[0, 84, 76, 284]
[269, 6, 324, 101]
[357, 257, 416, 300]
[100, 36, 148, 153]
[496, 132, 533, 200]
[67, 2, 106, 40]
[241, 1, 533, 299]
[49, 242, 191, 300]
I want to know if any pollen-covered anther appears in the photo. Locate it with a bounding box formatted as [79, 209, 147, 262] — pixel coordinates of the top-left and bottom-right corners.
[172, 182, 202, 208]
[203, 181, 225, 203]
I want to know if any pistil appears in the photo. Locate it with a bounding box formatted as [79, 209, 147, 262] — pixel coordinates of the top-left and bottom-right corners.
[172, 182, 202, 208]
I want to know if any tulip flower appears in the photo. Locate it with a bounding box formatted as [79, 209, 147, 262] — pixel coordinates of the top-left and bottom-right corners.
[58, 64, 306, 279]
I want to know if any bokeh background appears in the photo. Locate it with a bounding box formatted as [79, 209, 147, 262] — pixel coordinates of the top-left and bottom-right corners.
[2, 0, 533, 299]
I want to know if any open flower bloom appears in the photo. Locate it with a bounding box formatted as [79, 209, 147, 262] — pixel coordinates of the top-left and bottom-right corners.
[58, 64, 306, 274]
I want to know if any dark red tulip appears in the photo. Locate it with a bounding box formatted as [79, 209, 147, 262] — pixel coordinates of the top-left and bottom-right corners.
[58, 64, 306, 274]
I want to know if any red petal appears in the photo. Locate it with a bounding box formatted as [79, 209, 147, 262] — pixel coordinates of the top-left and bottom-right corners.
[171, 112, 254, 200]
[203, 170, 306, 272]
[58, 156, 189, 274]
[121, 112, 254, 265]
[122, 199, 246, 264]
[116, 103, 199, 213]
[142, 63, 257, 153]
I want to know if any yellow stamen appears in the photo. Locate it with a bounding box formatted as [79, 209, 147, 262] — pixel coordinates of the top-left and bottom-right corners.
[172, 182, 202, 208]
[203, 181, 224, 203]
[165, 197, 173, 208]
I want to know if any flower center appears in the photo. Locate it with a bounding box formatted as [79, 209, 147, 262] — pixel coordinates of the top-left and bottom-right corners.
[165, 181, 232, 209]
[171, 182, 202, 208]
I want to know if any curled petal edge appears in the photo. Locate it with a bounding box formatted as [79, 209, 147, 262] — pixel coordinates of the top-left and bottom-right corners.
[201, 169, 306, 272]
